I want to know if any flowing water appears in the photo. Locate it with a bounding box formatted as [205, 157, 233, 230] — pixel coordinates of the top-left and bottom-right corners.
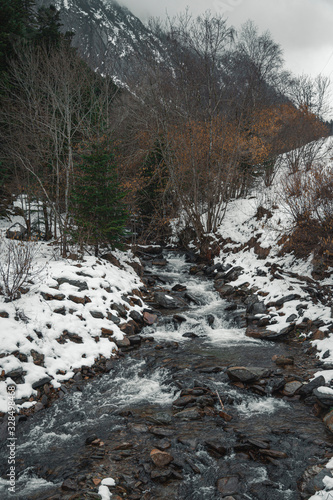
[0, 252, 332, 499]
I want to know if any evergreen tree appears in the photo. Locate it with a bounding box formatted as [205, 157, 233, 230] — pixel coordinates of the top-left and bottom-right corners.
[71, 143, 128, 255]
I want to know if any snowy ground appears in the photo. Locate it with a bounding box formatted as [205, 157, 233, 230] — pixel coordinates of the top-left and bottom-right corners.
[0, 212, 144, 414]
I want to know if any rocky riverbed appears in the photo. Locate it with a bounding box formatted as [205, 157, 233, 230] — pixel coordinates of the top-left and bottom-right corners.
[0, 248, 333, 499]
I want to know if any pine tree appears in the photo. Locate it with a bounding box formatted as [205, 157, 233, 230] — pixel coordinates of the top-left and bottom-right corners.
[71, 143, 128, 256]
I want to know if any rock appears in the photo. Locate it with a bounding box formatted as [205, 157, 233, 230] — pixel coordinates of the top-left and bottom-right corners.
[68, 295, 86, 304]
[274, 294, 300, 307]
[282, 381, 303, 396]
[184, 292, 200, 305]
[34, 402, 44, 412]
[120, 323, 136, 336]
[107, 313, 121, 325]
[260, 449, 288, 459]
[61, 479, 77, 491]
[90, 311, 104, 319]
[114, 336, 131, 348]
[150, 427, 175, 437]
[173, 314, 186, 323]
[172, 284, 187, 292]
[272, 355, 294, 366]
[216, 284, 234, 297]
[299, 376, 326, 398]
[111, 303, 128, 318]
[30, 350, 45, 366]
[152, 259, 168, 266]
[324, 409, 333, 433]
[266, 377, 285, 393]
[246, 325, 292, 341]
[5, 367, 23, 379]
[286, 314, 297, 323]
[85, 434, 98, 445]
[154, 292, 179, 309]
[150, 449, 174, 467]
[101, 328, 113, 337]
[0, 311, 9, 318]
[32, 376, 52, 389]
[129, 310, 143, 323]
[312, 329, 326, 340]
[173, 395, 197, 407]
[56, 278, 88, 291]
[205, 440, 227, 457]
[66, 332, 83, 344]
[226, 366, 269, 383]
[313, 387, 333, 408]
[128, 335, 142, 346]
[150, 469, 172, 482]
[247, 301, 267, 315]
[54, 306, 66, 315]
[182, 332, 198, 339]
[143, 311, 158, 325]
[174, 407, 202, 420]
[41, 292, 66, 301]
[207, 314, 215, 326]
[101, 253, 121, 267]
[217, 476, 239, 497]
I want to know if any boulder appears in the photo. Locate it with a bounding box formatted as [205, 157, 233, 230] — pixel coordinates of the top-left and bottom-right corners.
[150, 449, 174, 467]
[298, 376, 326, 398]
[154, 292, 180, 309]
[313, 387, 333, 408]
[56, 278, 88, 291]
[143, 311, 158, 325]
[226, 366, 270, 384]
[282, 381, 303, 397]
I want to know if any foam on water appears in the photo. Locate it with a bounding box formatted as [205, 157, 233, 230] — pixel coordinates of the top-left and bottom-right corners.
[0, 468, 61, 499]
[237, 396, 290, 416]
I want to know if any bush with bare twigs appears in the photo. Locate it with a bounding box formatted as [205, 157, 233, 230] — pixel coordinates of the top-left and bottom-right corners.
[0, 235, 43, 300]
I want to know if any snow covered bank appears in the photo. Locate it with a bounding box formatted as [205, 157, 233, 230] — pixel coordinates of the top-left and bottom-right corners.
[0, 223, 145, 413]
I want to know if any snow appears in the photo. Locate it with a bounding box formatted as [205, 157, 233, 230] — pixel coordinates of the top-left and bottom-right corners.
[98, 477, 115, 499]
[0, 214, 144, 412]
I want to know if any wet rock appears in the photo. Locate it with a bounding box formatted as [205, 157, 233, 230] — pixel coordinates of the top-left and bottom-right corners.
[61, 479, 78, 491]
[114, 337, 131, 348]
[150, 427, 175, 438]
[198, 366, 223, 373]
[298, 464, 333, 495]
[216, 284, 234, 297]
[260, 449, 288, 459]
[173, 395, 197, 407]
[246, 325, 292, 341]
[272, 355, 294, 366]
[172, 284, 187, 292]
[282, 381, 303, 397]
[143, 311, 158, 325]
[182, 332, 198, 339]
[174, 407, 202, 420]
[128, 335, 142, 346]
[217, 476, 240, 497]
[154, 292, 180, 309]
[34, 402, 44, 412]
[324, 409, 333, 433]
[207, 314, 215, 326]
[150, 469, 172, 482]
[266, 377, 285, 393]
[227, 366, 269, 383]
[150, 449, 174, 467]
[184, 292, 200, 305]
[313, 387, 333, 408]
[205, 440, 227, 457]
[85, 434, 98, 445]
[173, 314, 186, 324]
[247, 301, 267, 315]
[298, 376, 326, 398]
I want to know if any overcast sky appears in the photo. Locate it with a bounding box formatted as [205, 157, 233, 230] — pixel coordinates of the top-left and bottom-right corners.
[119, 0, 333, 80]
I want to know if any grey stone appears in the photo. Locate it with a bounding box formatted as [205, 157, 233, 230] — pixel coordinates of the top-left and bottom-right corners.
[227, 366, 270, 383]
[313, 387, 333, 408]
[56, 278, 88, 291]
[32, 376, 52, 389]
[299, 376, 326, 398]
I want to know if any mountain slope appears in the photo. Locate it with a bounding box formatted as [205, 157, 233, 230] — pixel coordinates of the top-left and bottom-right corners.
[36, 0, 169, 76]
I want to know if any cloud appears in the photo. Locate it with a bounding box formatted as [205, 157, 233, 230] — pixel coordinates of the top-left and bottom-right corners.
[118, 0, 333, 77]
